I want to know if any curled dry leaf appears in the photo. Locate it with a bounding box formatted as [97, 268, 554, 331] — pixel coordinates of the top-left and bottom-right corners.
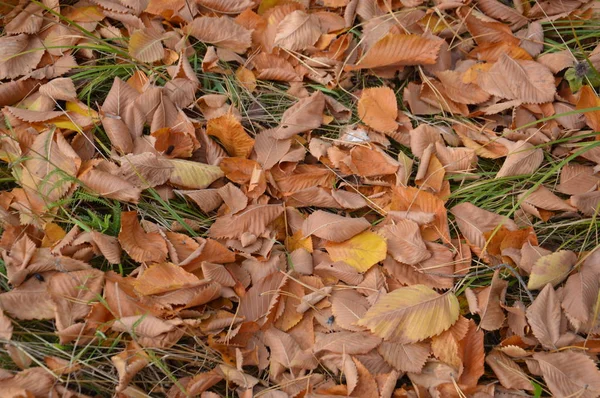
[358, 285, 460, 343]
[111, 341, 150, 393]
[118, 211, 168, 264]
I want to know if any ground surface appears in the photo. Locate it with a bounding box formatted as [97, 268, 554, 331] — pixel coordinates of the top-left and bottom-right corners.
[1, 0, 600, 397]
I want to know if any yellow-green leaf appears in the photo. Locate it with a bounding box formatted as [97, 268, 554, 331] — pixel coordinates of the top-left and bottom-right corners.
[527, 250, 577, 291]
[168, 159, 224, 189]
[325, 231, 387, 273]
[357, 285, 459, 343]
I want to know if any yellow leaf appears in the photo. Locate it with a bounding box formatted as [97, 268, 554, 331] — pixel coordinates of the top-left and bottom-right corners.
[358, 285, 460, 343]
[285, 229, 313, 253]
[41, 222, 66, 248]
[325, 231, 387, 273]
[168, 159, 224, 189]
[527, 250, 577, 290]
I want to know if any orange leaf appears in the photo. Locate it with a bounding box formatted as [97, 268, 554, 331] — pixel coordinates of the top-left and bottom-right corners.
[576, 85, 600, 132]
[207, 113, 255, 158]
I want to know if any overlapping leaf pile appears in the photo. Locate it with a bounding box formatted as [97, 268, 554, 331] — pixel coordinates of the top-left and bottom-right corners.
[1, 0, 600, 396]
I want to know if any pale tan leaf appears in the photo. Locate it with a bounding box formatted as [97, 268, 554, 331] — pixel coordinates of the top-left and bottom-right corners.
[111, 341, 150, 392]
[168, 159, 224, 189]
[4, 3, 45, 34]
[273, 91, 325, 139]
[476, 270, 508, 331]
[111, 315, 184, 348]
[475, 0, 529, 29]
[80, 168, 142, 204]
[527, 250, 576, 290]
[90, 231, 122, 264]
[184, 16, 251, 53]
[358, 285, 460, 343]
[0, 309, 13, 340]
[331, 289, 369, 331]
[486, 350, 534, 390]
[119, 153, 173, 188]
[39, 78, 77, 102]
[435, 70, 491, 105]
[118, 211, 168, 263]
[497, 140, 544, 178]
[0, 368, 55, 397]
[519, 185, 576, 221]
[238, 272, 287, 325]
[558, 164, 600, 196]
[477, 54, 556, 104]
[128, 28, 164, 63]
[209, 204, 284, 239]
[44, 356, 81, 375]
[196, 0, 254, 13]
[562, 250, 600, 325]
[49, 269, 104, 332]
[346, 34, 442, 70]
[379, 220, 431, 265]
[450, 203, 518, 255]
[378, 342, 430, 373]
[533, 351, 600, 398]
[357, 87, 398, 133]
[526, 284, 561, 350]
[0, 275, 56, 320]
[254, 129, 292, 170]
[274, 10, 322, 51]
[314, 331, 382, 354]
[302, 211, 370, 242]
[0, 34, 44, 79]
[571, 191, 600, 216]
[537, 50, 575, 73]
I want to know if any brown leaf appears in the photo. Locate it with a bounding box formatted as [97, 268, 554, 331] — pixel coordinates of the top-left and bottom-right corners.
[274, 10, 322, 51]
[209, 204, 284, 239]
[357, 87, 398, 133]
[379, 342, 430, 373]
[0, 34, 44, 79]
[254, 129, 292, 170]
[118, 211, 168, 263]
[486, 349, 533, 390]
[526, 284, 564, 350]
[0, 368, 55, 397]
[477, 54, 556, 104]
[346, 34, 442, 70]
[558, 164, 600, 196]
[391, 186, 450, 242]
[273, 91, 325, 139]
[533, 350, 600, 398]
[314, 331, 382, 354]
[128, 27, 164, 63]
[184, 16, 251, 53]
[238, 272, 287, 326]
[450, 202, 518, 256]
[303, 211, 370, 242]
[111, 341, 150, 392]
[379, 220, 431, 265]
[80, 168, 141, 204]
[196, 0, 254, 13]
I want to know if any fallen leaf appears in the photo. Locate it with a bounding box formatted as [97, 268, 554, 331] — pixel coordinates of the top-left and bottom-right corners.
[303, 211, 370, 242]
[118, 211, 168, 263]
[357, 87, 398, 133]
[325, 231, 387, 273]
[527, 250, 577, 290]
[358, 285, 459, 343]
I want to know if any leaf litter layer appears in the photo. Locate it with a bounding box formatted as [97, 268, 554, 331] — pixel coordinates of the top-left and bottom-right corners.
[1, 0, 600, 396]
